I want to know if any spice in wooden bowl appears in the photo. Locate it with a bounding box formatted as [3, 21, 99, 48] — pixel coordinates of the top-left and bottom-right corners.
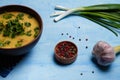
[54, 41, 78, 64]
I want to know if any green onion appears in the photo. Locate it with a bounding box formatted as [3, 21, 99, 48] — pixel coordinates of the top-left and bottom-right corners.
[51, 4, 120, 36]
[15, 39, 23, 47]
[3, 19, 24, 38]
[24, 22, 31, 27]
[16, 13, 24, 20]
[0, 22, 4, 33]
[0, 40, 11, 47]
[34, 27, 39, 38]
[28, 15, 33, 19]
[3, 13, 14, 19]
[26, 30, 32, 36]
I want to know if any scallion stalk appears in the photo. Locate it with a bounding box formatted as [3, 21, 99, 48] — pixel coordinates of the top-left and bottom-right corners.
[51, 4, 120, 36]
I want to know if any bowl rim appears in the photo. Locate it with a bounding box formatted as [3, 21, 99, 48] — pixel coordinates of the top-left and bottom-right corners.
[54, 40, 78, 59]
[0, 4, 43, 50]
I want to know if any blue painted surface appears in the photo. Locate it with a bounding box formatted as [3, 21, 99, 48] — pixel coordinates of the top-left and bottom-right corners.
[0, 0, 120, 80]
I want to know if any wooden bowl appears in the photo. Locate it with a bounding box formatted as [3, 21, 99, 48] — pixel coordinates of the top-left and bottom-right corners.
[0, 5, 43, 55]
[54, 41, 78, 64]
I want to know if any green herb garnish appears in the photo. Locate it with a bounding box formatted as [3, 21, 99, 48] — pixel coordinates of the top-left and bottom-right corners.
[0, 42, 4, 47]
[3, 19, 24, 38]
[28, 15, 33, 19]
[26, 30, 32, 36]
[0, 22, 4, 33]
[16, 13, 24, 20]
[3, 13, 14, 19]
[34, 27, 39, 38]
[0, 40, 11, 47]
[15, 43, 22, 47]
[24, 22, 31, 27]
[4, 40, 11, 45]
[15, 39, 23, 47]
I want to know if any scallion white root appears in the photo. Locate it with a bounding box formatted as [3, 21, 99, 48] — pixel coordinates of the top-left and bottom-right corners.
[50, 11, 65, 17]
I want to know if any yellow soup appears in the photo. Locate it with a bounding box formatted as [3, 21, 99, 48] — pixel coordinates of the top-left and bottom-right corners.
[0, 12, 40, 48]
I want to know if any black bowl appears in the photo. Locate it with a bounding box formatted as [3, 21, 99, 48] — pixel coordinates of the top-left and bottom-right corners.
[0, 5, 43, 55]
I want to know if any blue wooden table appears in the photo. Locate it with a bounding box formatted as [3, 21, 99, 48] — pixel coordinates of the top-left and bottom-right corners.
[0, 0, 120, 80]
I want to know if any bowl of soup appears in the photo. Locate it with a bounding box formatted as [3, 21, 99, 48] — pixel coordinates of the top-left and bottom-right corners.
[0, 5, 43, 55]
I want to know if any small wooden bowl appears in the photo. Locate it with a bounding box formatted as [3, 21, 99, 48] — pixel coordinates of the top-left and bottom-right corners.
[54, 41, 78, 64]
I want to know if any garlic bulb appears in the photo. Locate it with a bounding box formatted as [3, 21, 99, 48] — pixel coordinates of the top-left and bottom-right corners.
[92, 41, 115, 66]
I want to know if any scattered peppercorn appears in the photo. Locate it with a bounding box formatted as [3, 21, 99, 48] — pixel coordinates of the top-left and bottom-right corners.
[69, 36, 72, 38]
[61, 33, 64, 35]
[85, 38, 88, 41]
[78, 26, 80, 29]
[66, 33, 69, 35]
[80, 73, 83, 75]
[79, 39, 81, 41]
[86, 46, 88, 49]
[73, 37, 75, 39]
[92, 71, 94, 74]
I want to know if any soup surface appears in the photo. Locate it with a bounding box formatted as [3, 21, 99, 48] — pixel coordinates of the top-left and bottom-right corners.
[0, 12, 40, 48]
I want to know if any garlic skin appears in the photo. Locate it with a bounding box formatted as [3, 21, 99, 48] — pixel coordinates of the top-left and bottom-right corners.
[92, 41, 115, 66]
